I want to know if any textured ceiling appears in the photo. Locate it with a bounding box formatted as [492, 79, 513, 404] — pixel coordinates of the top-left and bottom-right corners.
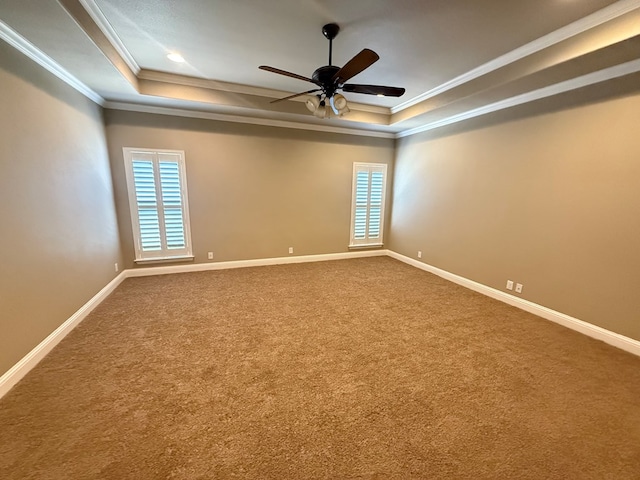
[1, 0, 639, 136]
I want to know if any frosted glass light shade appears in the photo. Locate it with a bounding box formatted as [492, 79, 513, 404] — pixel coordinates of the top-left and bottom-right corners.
[333, 94, 347, 110]
[313, 106, 327, 118]
[305, 96, 320, 112]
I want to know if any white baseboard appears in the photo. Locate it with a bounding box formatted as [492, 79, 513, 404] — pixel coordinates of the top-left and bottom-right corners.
[126, 249, 388, 277]
[0, 250, 386, 399]
[0, 271, 127, 399]
[387, 250, 640, 357]
[3, 249, 637, 401]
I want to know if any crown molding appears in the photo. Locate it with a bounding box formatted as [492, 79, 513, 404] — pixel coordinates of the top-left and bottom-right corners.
[138, 69, 300, 99]
[104, 101, 396, 139]
[3, 0, 638, 140]
[392, 0, 640, 114]
[0, 19, 104, 105]
[138, 69, 391, 115]
[78, 0, 140, 75]
[67, 1, 390, 116]
[396, 58, 640, 138]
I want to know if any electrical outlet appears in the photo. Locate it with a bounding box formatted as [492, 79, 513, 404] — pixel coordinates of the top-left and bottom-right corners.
[417, 251, 422, 259]
[207, 252, 213, 260]
[114, 263, 119, 273]
[515, 283, 523, 294]
[288, 247, 294, 254]
[506, 280, 514, 290]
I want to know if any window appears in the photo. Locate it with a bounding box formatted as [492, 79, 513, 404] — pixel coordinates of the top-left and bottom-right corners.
[123, 148, 193, 262]
[349, 162, 388, 247]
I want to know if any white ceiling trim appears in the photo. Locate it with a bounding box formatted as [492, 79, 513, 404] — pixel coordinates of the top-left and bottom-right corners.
[391, 0, 640, 114]
[0, 19, 104, 105]
[73, 3, 390, 116]
[0, 20, 391, 137]
[138, 70, 302, 99]
[78, 0, 140, 75]
[138, 70, 390, 115]
[4, 0, 638, 140]
[103, 101, 396, 139]
[396, 58, 640, 138]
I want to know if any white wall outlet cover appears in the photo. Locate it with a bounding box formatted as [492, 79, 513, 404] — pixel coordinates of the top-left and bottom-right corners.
[288, 247, 294, 254]
[515, 283, 523, 293]
[207, 252, 213, 259]
[418, 251, 422, 258]
[506, 280, 514, 290]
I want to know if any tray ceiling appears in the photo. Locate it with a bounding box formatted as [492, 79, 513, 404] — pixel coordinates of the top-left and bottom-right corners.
[1, 0, 639, 137]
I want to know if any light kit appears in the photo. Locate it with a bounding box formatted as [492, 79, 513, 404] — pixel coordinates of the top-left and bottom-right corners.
[305, 93, 350, 118]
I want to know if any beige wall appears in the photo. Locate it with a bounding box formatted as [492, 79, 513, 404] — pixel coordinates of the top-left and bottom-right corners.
[390, 92, 640, 340]
[3, 33, 638, 381]
[104, 111, 395, 268]
[0, 43, 122, 376]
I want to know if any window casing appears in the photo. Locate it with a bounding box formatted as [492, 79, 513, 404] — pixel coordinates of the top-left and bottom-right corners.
[349, 162, 387, 247]
[123, 148, 193, 262]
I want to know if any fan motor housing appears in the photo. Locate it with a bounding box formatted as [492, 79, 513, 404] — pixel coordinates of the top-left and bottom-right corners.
[312, 65, 340, 87]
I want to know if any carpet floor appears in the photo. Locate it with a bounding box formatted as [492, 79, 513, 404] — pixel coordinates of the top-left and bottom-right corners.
[1, 257, 640, 479]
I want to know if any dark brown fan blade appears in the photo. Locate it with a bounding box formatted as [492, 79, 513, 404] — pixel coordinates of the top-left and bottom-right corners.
[259, 66, 317, 84]
[332, 49, 379, 83]
[342, 84, 405, 97]
[271, 89, 322, 104]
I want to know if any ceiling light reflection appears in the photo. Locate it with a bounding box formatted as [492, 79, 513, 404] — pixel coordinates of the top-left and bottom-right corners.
[167, 53, 185, 63]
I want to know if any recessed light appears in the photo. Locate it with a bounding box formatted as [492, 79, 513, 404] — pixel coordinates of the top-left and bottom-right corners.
[377, 94, 385, 97]
[167, 52, 185, 63]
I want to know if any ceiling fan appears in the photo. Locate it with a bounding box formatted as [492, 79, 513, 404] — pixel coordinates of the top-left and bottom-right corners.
[259, 23, 405, 118]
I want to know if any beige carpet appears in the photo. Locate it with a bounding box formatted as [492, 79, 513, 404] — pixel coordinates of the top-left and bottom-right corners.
[1, 257, 640, 479]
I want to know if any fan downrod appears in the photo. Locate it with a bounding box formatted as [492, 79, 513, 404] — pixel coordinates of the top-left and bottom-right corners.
[322, 23, 340, 66]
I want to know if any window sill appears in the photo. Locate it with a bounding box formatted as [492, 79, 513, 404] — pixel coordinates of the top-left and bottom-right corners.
[134, 255, 195, 264]
[348, 243, 384, 250]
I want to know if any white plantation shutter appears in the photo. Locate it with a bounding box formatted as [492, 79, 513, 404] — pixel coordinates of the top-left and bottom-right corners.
[131, 157, 161, 251]
[350, 163, 387, 247]
[158, 158, 186, 250]
[124, 149, 192, 261]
